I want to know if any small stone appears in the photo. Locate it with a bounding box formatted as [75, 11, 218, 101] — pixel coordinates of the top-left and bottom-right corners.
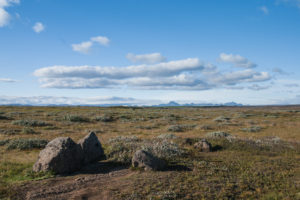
[132, 150, 166, 171]
[194, 139, 212, 152]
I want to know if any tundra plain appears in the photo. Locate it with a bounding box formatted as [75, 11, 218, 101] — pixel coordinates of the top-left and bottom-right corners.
[0, 105, 299, 199]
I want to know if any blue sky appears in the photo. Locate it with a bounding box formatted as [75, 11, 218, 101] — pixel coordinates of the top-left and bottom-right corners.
[0, 0, 300, 105]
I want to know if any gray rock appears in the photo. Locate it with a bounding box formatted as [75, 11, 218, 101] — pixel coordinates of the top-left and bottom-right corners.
[78, 132, 105, 164]
[194, 139, 212, 152]
[33, 137, 83, 174]
[132, 150, 166, 171]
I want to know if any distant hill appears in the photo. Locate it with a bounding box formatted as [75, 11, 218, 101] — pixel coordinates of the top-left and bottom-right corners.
[153, 101, 243, 107]
[0, 101, 243, 107]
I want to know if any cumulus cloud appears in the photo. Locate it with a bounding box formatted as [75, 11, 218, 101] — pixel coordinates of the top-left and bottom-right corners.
[72, 35, 110, 54]
[0, 78, 17, 82]
[90, 36, 110, 46]
[34, 56, 271, 90]
[272, 67, 288, 75]
[71, 41, 93, 54]
[32, 22, 45, 33]
[284, 83, 299, 87]
[211, 70, 270, 85]
[34, 58, 203, 79]
[126, 53, 166, 64]
[0, 0, 19, 27]
[248, 84, 270, 90]
[259, 6, 269, 14]
[219, 53, 257, 68]
[0, 95, 161, 106]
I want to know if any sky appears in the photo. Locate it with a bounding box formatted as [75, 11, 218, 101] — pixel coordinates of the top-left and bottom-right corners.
[0, 0, 300, 105]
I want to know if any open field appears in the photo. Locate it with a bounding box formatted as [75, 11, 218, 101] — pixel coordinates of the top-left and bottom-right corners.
[0, 105, 300, 199]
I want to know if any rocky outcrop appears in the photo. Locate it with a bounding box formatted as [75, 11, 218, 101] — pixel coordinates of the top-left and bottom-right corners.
[194, 139, 212, 152]
[33, 137, 83, 174]
[132, 150, 166, 171]
[78, 132, 105, 164]
[33, 132, 105, 174]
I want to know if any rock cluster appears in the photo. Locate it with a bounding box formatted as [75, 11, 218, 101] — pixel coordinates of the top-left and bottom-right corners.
[194, 139, 212, 152]
[132, 150, 166, 171]
[33, 132, 104, 174]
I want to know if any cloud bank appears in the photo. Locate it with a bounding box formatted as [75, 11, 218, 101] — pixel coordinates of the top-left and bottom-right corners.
[34, 55, 271, 90]
[0, 0, 19, 27]
[0, 95, 161, 106]
[219, 53, 257, 68]
[0, 78, 17, 82]
[126, 53, 166, 64]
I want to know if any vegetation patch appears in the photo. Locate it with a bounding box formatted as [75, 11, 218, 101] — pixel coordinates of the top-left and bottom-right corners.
[4, 138, 48, 150]
[242, 126, 262, 132]
[0, 129, 21, 135]
[205, 131, 232, 138]
[95, 114, 115, 122]
[105, 136, 184, 164]
[63, 114, 90, 122]
[167, 124, 196, 132]
[12, 119, 51, 127]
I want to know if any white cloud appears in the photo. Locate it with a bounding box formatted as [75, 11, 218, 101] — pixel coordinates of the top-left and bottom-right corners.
[259, 6, 269, 14]
[90, 36, 110, 46]
[34, 58, 203, 79]
[72, 35, 110, 54]
[34, 56, 271, 90]
[272, 67, 288, 75]
[33, 22, 45, 33]
[71, 41, 93, 54]
[0, 78, 17, 82]
[126, 53, 166, 64]
[0, 0, 19, 27]
[248, 84, 270, 90]
[211, 70, 271, 85]
[219, 53, 257, 68]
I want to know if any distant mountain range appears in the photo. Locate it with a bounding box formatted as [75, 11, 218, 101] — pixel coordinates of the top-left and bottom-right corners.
[1, 101, 243, 107]
[152, 101, 243, 107]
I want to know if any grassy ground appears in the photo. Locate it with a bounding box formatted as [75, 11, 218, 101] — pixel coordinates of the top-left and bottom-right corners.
[0, 105, 299, 199]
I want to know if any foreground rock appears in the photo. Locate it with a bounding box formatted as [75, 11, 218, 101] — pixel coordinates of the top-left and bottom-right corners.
[78, 132, 105, 164]
[33, 137, 83, 174]
[132, 150, 166, 171]
[194, 139, 212, 152]
[33, 132, 105, 174]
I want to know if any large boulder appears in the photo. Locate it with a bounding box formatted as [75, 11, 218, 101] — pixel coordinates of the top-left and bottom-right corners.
[33, 137, 83, 174]
[194, 139, 212, 152]
[78, 132, 105, 164]
[132, 150, 166, 171]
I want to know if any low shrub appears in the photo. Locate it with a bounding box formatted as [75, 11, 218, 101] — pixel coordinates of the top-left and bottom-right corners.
[242, 126, 262, 132]
[63, 115, 90, 122]
[106, 136, 141, 164]
[0, 115, 9, 120]
[12, 119, 50, 127]
[0, 129, 20, 135]
[156, 133, 177, 140]
[205, 131, 232, 138]
[105, 136, 184, 164]
[142, 140, 184, 161]
[213, 116, 231, 122]
[21, 127, 39, 135]
[95, 114, 114, 122]
[5, 138, 48, 150]
[0, 139, 10, 146]
[167, 124, 196, 132]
